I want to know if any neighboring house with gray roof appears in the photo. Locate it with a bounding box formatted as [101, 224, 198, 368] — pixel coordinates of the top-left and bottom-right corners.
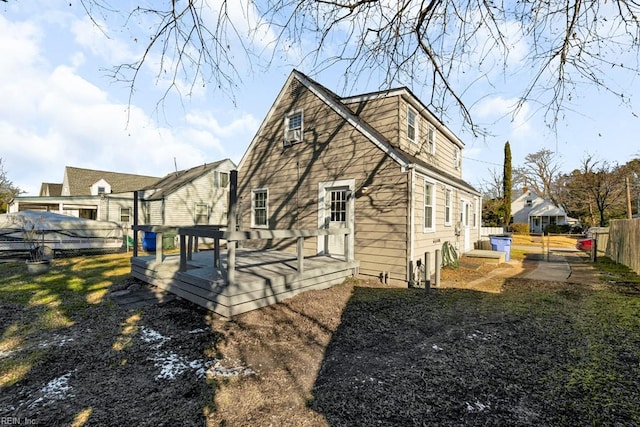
[39, 183, 62, 197]
[10, 167, 162, 224]
[511, 190, 568, 233]
[61, 166, 160, 196]
[139, 159, 236, 226]
[10, 161, 236, 233]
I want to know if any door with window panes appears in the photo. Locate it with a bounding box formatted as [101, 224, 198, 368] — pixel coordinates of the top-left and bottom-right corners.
[326, 187, 350, 258]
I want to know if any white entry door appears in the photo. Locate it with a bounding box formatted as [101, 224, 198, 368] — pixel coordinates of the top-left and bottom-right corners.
[326, 187, 349, 257]
[460, 199, 471, 253]
[318, 179, 355, 260]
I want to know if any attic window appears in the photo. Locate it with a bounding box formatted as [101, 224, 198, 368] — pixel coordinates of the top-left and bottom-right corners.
[216, 171, 229, 188]
[407, 107, 417, 142]
[97, 186, 106, 194]
[526, 199, 532, 207]
[284, 110, 303, 145]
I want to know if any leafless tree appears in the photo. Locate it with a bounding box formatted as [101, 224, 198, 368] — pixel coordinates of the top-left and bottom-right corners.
[559, 154, 628, 226]
[76, 0, 640, 134]
[514, 149, 562, 204]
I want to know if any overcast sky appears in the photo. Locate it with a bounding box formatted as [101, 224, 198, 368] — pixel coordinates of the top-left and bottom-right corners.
[1, 2, 638, 196]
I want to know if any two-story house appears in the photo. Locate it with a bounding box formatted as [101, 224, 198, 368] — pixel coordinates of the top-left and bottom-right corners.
[237, 70, 481, 285]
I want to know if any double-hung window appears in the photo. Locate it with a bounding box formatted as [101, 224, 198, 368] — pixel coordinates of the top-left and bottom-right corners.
[444, 188, 452, 226]
[407, 107, 417, 142]
[252, 188, 268, 228]
[424, 180, 435, 232]
[284, 111, 303, 144]
[426, 124, 436, 154]
[120, 207, 131, 223]
[195, 203, 209, 224]
[453, 147, 460, 169]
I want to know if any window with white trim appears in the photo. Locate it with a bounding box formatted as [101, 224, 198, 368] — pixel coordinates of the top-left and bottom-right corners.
[444, 188, 452, 225]
[453, 147, 461, 169]
[424, 180, 435, 232]
[195, 203, 209, 224]
[251, 188, 269, 228]
[284, 111, 303, 144]
[120, 207, 131, 223]
[407, 107, 417, 142]
[426, 124, 436, 154]
[216, 171, 229, 188]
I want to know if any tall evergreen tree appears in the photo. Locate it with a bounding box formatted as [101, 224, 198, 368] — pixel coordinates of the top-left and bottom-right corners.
[503, 141, 512, 228]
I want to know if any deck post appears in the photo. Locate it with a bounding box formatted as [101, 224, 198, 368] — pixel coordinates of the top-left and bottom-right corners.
[187, 235, 194, 261]
[227, 170, 238, 285]
[297, 236, 304, 273]
[179, 234, 187, 272]
[133, 190, 139, 257]
[214, 236, 220, 269]
[155, 231, 163, 263]
[435, 249, 441, 287]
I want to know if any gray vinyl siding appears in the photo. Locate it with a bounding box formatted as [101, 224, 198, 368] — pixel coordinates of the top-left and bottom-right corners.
[163, 171, 229, 226]
[239, 78, 410, 282]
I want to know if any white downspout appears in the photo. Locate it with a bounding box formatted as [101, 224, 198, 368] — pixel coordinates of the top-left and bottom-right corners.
[408, 166, 415, 284]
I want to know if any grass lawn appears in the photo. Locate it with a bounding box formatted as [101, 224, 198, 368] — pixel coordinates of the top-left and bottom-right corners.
[1, 251, 639, 426]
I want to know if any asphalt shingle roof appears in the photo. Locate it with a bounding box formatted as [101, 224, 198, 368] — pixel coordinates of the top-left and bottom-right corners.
[64, 166, 162, 195]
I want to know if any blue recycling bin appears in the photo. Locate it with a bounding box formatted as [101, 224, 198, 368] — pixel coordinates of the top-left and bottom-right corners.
[142, 231, 157, 252]
[489, 235, 512, 261]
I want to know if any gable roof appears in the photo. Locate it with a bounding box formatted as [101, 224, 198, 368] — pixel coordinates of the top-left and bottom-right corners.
[39, 183, 62, 197]
[238, 69, 478, 195]
[141, 159, 235, 200]
[64, 166, 161, 196]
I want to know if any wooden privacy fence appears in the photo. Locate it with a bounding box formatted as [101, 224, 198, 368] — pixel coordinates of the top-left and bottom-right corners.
[606, 219, 640, 275]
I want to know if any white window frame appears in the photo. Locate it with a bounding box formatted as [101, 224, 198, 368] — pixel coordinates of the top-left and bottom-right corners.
[120, 207, 131, 223]
[426, 124, 436, 155]
[194, 202, 209, 224]
[216, 171, 229, 188]
[407, 107, 417, 143]
[444, 188, 452, 226]
[284, 110, 304, 144]
[251, 188, 269, 228]
[423, 179, 436, 233]
[453, 147, 461, 169]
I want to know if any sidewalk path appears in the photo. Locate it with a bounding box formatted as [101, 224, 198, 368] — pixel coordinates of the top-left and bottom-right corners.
[522, 248, 600, 284]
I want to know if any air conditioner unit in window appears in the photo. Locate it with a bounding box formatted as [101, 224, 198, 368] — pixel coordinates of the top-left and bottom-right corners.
[284, 128, 302, 145]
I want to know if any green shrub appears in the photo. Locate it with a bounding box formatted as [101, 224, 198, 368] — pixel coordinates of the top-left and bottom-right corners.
[510, 222, 529, 234]
[545, 224, 572, 234]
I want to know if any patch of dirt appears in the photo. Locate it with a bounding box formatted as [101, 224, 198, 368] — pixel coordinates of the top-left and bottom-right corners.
[2, 251, 632, 426]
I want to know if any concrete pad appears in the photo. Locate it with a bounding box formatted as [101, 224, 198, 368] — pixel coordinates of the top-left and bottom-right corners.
[524, 254, 571, 281]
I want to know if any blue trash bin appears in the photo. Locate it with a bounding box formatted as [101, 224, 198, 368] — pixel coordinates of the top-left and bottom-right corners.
[489, 235, 512, 261]
[142, 231, 157, 252]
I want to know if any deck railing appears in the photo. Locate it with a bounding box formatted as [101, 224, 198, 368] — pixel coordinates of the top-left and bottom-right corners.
[132, 224, 352, 285]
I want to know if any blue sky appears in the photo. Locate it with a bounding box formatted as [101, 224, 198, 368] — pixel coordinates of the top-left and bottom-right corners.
[1, 2, 638, 196]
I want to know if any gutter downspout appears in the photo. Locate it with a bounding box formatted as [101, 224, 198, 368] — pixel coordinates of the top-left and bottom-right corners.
[408, 166, 415, 284]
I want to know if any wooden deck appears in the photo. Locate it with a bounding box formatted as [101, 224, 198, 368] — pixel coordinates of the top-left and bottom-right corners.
[131, 248, 359, 317]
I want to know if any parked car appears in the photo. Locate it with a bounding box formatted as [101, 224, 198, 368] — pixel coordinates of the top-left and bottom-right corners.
[576, 238, 592, 251]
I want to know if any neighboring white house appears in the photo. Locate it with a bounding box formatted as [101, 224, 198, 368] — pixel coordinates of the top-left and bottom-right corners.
[139, 159, 236, 226]
[511, 190, 568, 233]
[9, 161, 236, 230]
